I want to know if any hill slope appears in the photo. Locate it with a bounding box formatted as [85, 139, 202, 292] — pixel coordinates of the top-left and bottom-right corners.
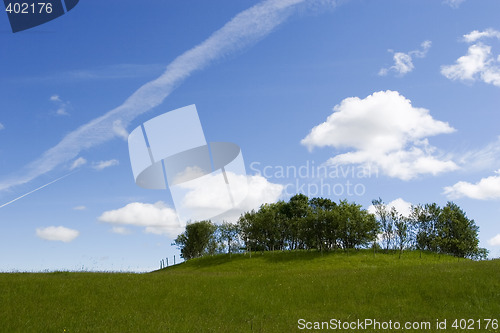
[1, 250, 499, 332]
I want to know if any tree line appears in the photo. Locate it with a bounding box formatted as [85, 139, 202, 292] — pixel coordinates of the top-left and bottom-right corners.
[173, 194, 488, 260]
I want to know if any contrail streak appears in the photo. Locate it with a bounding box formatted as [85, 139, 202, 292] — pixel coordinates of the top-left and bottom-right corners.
[0, 172, 74, 209]
[0, 0, 336, 192]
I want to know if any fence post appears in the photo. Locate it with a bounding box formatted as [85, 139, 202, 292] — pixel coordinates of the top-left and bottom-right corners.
[166, 258, 169, 267]
[174, 255, 176, 265]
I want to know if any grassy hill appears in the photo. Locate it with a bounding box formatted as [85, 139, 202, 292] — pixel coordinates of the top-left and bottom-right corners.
[0, 250, 499, 332]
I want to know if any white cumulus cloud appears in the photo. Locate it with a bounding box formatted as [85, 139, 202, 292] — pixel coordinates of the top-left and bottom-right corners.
[73, 205, 87, 211]
[99, 174, 284, 236]
[98, 201, 183, 238]
[443, 169, 500, 200]
[36, 226, 80, 243]
[387, 198, 413, 217]
[179, 174, 284, 222]
[0, 122, 4, 131]
[463, 28, 500, 43]
[379, 40, 431, 76]
[368, 198, 413, 217]
[488, 234, 500, 246]
[441, 29, 500, 87]
[301, 91, 458, 180]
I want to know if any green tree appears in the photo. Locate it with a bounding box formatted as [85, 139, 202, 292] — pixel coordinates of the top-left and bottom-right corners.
[337, 200, 379, 251]
[284, 194, 310, 249]
[218, 222, 240, 258]
[238, 210, 259, 252]
[436, 202, 487, 259]
[391, 207, 409, 259]
[409, 203, 441, 257]
[272, 201, 290, 251]
[308, 197, 337, 252]
[173, 220, 217, 260]
[372, 198, 392, 251]
[256, 203, 281, 251]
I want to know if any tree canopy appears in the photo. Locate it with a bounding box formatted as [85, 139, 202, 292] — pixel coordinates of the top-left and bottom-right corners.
[173, 195, 488, 261]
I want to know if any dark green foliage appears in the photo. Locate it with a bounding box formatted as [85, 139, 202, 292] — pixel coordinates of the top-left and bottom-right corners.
[436, 202, 484, 259]
[307, 197, 337, 251]
[173, 220, 217, 260]
[175, 196, 487, 262]
[218, 222, 240, 257]
[286, 194, 310, 250]
[238, 196, 378, 254]
[336, 200, 379, 250]
[372, 199, 488, 260]
[410, 203, 441, 254]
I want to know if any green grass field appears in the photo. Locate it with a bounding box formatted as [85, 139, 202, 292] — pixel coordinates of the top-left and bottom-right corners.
[1, 250, 499, 332]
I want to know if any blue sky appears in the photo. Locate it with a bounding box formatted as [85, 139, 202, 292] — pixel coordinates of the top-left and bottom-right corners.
[1, 0, 500, 272]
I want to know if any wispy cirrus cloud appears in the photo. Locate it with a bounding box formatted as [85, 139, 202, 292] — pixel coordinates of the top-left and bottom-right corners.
[70, 157, 87, 170]
[50, 95, 71, 116]
[92, 159, 119, 171]
[443, 0, 465, 8]
[6, 63, 167, 84]
[70, 157, 118, 171]
[0, 0, 336, 193]
[379, 40, 431, 76]
[457, 136, 500, 172]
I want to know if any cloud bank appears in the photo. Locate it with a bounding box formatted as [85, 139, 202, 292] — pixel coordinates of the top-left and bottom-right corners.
[99, 174, 284, 238]
[302, 91, 458, 180]
[0, 0, 330, 192]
